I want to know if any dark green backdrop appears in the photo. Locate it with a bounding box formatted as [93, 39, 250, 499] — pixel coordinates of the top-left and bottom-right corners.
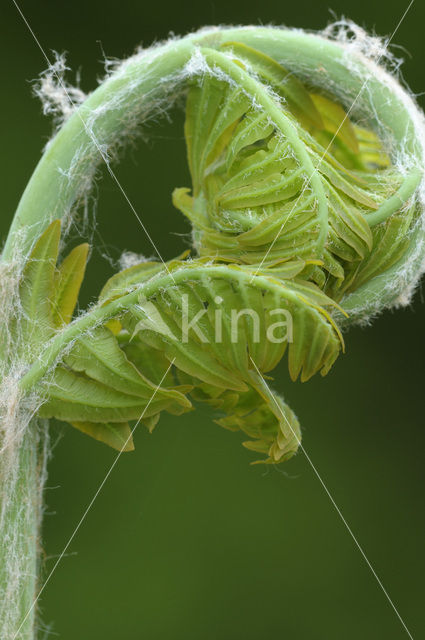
[1, 1, 424, 638]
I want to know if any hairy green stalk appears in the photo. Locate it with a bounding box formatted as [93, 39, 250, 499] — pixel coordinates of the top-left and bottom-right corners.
[0, 419, 47, 640]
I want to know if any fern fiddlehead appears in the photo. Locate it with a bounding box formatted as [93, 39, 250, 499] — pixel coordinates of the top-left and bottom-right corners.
[1, 24, 424, 639]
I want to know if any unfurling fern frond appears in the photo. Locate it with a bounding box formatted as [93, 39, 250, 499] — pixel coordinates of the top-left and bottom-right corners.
[15, 36, 423, 464]
[4, 26, 425, 640]
[24, 223, 341, 461]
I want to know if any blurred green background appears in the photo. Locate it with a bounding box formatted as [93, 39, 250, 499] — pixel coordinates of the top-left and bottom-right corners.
[1, 0, 424, 638]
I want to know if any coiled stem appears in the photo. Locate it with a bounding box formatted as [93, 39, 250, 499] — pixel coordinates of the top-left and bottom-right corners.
[1, 26, 424, 640]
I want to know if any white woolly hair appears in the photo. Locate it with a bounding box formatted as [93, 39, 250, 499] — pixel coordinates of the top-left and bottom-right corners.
[33, 51, 87, 130]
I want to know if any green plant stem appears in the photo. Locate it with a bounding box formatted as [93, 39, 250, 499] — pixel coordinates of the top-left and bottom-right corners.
[366, 168, 423, 227]
[0, 419, 46, 640]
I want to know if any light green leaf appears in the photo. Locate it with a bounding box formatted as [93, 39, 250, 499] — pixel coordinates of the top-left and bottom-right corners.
[121, 260, 343, 383]
[40, 366, 189, 423]
[52, 243, 89, 326]
[310, 93, 359, 155]
[99, 261, 165, 304]
[221, 41, 324, 130]
[20, 219, 61, 339]
[71, 421, 135, 452]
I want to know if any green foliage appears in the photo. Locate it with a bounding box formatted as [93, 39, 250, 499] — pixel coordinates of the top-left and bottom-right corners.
[174, 43, 418, 305]
[16, 41, 421, 463]
[19, 220, 343, 461]
[19, 221, 89, 338]
[52, 242, 89, 326]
